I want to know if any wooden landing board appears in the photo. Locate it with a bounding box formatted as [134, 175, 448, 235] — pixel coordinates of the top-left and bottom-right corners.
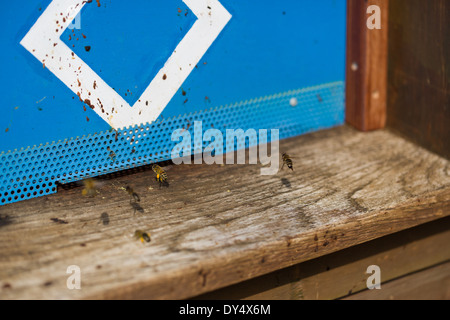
[0, 126, 449, 299]
[195, 217, 450, 300]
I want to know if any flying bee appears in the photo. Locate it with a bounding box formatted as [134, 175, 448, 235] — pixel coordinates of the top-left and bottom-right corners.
[152, 164, 168, 187]
[125, 185, 140, 203]
[134, 230, 151, 243]
[281, 152, 294, 171]
[81, 178, 100, 197]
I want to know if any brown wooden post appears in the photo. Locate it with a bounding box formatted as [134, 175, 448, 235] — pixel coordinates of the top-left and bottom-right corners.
[346, 0, 389, 131]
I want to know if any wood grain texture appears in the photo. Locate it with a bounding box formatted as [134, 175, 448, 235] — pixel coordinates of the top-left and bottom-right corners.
[196, 217, 450, 300]
[0, 125, 449, 299]
[346, 0, 389, 131]
[387, 0, 450, 159]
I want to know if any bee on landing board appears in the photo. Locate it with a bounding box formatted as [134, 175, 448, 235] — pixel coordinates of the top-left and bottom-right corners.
[125, 186, 140, 203]
[81, 178, 100, 197]
[152, 164, 169, 187]
[281, 153, 294, 171]
[134, 230, 151, 243]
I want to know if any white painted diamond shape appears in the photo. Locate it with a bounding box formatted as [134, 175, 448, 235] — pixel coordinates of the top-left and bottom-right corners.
[21, 0, 231, 129]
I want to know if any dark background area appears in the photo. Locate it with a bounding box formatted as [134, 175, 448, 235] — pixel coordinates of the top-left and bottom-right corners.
[387, 0, 449, 159]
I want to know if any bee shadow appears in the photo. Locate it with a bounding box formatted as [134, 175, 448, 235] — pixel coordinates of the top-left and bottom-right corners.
[158, 181, 170, 188]
[0, 215, 13, 228]
[130, 202, 144, 214]
[100, 212, 110, 226]
[281, 178, 291, 188]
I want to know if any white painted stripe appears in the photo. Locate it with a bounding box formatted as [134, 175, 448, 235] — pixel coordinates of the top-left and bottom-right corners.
[21, 0, 232, 129]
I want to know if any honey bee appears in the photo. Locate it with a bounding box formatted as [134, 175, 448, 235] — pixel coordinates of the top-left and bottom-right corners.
[109, 150, 116, 163]
[125, 185, 140, 203]
[152, 164, 168, 187]
[134, 230, 151, 243]
[81, 178, 100, 197]
[106, 147, 116, 163]
[281, 153, 293, 171]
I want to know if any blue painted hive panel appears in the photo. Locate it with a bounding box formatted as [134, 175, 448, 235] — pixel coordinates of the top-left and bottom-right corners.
[0, 0, 347, 205]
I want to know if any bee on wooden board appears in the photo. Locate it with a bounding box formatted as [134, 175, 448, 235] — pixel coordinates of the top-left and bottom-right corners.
[125, 185, 140, 203]
[134, 230, 151, 243]
[281, 152, 294, 171]
[152, 164, 169, 187]
[81, 178, 100, 197]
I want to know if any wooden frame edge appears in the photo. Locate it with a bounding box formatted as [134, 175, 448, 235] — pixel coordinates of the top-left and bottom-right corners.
[346, 0, 389, 131]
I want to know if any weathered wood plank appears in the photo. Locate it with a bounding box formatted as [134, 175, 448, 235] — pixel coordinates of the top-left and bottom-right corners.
[0, 125, 449, 299]
[387, 0, 450, 159]
[195, 217, 450, 300]
[346, 0, 389, 131]
[342, 261, 450, 300]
